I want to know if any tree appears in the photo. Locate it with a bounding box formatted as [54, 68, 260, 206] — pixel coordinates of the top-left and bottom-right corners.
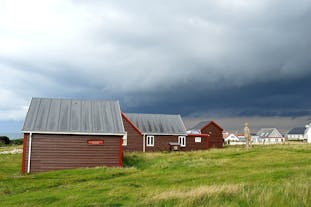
[0, 136, 10, 145]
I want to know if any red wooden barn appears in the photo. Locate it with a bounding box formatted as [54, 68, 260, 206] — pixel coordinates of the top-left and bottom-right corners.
[21, 98, 126, 173]
[122, 113, 209, 152]
[188, 121, 224, 148]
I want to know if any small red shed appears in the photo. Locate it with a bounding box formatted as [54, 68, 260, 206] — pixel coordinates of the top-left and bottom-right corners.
[21, 98, 126, 173]
[189, 120, 224, 148]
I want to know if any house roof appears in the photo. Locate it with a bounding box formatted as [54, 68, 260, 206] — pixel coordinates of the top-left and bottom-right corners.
[190, 120, 223, 131]
[287, 127, 306, 135]
[22, 98, 125, 135]
[125, 113, 187, 135]
[191, 121, 211, 130]
[223, 133, 232, 139]
[256, 128, 282, 138]
[224, 134, 239, 141]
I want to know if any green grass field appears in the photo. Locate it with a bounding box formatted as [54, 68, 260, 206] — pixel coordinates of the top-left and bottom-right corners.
[0, 144, 311, 207]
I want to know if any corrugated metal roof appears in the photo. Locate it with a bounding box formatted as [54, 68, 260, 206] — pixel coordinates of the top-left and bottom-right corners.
[22, 98, 125, 135]
[256, 128, 274, 137]
[256, 128, 282, 138]
[287, 127, 306, 134]
[125, 113, 187, 135]
[190, 121, 211, 130]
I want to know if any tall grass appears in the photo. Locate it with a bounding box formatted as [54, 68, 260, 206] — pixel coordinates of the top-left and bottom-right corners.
[0, 144, 311, 206]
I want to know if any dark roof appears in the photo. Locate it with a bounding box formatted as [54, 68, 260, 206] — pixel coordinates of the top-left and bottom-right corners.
[190, 120, 223, 131]
[287, 127, 306, 135]
[191, 121, 211, 130]
[22, 98, 125, 135]
[125, 113, 187, 135]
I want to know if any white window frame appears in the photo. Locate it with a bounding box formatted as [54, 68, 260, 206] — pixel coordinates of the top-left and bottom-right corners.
[178, 136, 186, 147]
[146, 135, 154, 147]
[195, 137, 201, 143]
[122, 133, 127, 146]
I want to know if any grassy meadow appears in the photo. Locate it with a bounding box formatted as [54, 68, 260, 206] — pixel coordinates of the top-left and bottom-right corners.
[0, 144, 311, 206]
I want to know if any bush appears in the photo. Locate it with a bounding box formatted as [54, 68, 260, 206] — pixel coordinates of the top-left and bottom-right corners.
[0, 136, 10, 145]
[10, 139, 23, 145]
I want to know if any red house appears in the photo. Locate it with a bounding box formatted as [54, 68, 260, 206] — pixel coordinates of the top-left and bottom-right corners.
[188, 121, 224, 148]
[22, 98, 125, 173]
[122, 113, 209, 152]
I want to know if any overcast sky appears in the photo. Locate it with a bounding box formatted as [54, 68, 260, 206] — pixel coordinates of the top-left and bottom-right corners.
[1, 0, 311, 133]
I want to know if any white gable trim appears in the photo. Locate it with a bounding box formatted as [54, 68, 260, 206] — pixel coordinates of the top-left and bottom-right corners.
[27, 132, 32, 173]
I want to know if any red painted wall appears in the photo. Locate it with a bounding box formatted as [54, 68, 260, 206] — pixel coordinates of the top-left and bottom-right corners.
[145, 135, 179, 152]
[122, 113, 211, 152]
[183, 136, 208, 151]
[23, 134, 121, 173]
[122, 116, 143, 152]
[201, 123, 223, 148]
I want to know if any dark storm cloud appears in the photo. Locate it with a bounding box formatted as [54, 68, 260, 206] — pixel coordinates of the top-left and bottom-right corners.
[0, 0, 311, 132]
[120, 73, 311, 117]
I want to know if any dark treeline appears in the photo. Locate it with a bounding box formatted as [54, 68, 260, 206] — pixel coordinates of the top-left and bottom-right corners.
[0, 136, 23, 146]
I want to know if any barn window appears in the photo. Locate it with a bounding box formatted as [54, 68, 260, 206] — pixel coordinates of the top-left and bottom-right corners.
[146, 136, 154, 147]
[195, 137, 201, 143]
[122, 133, 127, 146]
[178, 136, 186, 147]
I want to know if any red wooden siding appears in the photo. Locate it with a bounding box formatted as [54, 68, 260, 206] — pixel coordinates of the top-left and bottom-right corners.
[119, 137, 123, 167]
[201, 123, 224, 148]
[145, 135, 179, 152]
[122, 116, 143, 152]
[145, 135, 208, 152]
[122, 113, 213, 152]
[183, 136, 208, 151]
[23, 134, 121, 173]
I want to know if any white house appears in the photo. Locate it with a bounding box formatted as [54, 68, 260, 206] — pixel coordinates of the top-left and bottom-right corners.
[305, 124, 311, 143]
[223, 133, 241, 145]
[286, 127, 306, 141]
[256, 128, 285, 144]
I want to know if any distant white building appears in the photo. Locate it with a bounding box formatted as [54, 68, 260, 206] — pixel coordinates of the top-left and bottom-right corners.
[305, 124, 311, 144]
[223, 132, 241, 145]
[286, 127, 306, 141]
[256, 128, 285, 144]
[236, 133, 261, 144]
[251, 135, 261, 144]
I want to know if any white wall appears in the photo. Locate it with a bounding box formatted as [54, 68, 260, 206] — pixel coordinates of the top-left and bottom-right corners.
[305, 124, 311, 143]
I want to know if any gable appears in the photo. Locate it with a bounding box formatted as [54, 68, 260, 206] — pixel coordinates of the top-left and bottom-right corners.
[269, 129, 283, 137]
[121, 113, 142, 135]
[257, 128, 282, 138]
[201, 121, 224, 131]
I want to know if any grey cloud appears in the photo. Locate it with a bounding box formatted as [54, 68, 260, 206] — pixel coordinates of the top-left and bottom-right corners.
[0, 0, 311, 126]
